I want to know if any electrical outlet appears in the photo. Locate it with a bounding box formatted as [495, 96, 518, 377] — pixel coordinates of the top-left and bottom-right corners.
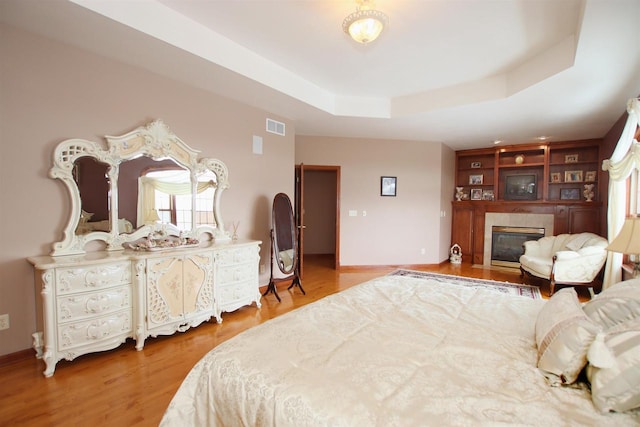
[259, 264, 266, 274]
[0, 314, 9, 331]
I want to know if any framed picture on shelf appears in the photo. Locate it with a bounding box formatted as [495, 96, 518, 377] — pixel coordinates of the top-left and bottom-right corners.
[560, 188, 581, 200]
[470, 161, 482, 168]
[482, 190, 494, 201]
[469, 174, 483, 185]
[565, 154, 579, 163]
[550, 172, 561, 183]
[585, 170, 597, 182]
[564, 170, 583, 183]
[470, 188, 483, 200]
[380, 176, 397, 196]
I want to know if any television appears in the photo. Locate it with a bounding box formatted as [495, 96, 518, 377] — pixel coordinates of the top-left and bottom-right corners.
[504, 174, 537, 200]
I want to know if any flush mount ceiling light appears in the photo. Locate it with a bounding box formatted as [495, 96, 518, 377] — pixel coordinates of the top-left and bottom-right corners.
[342, 0, 389, 44]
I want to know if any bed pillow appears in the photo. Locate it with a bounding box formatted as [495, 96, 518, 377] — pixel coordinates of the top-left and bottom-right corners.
[583, 278, 640, 330]
[586, 318, 640, 413]
[535, 287, 601, 384]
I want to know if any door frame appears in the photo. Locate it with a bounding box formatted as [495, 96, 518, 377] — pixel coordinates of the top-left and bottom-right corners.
[296, 164, 341, 272]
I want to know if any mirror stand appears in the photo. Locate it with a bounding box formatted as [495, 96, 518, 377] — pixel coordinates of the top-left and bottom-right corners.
[263, 229, 304, 302]
[263, 193, 305, 301]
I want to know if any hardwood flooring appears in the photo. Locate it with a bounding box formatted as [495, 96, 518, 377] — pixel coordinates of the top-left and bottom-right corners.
[0, 256, 587, 426]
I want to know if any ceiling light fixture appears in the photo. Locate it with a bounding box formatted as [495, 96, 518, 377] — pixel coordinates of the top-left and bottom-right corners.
[342, 0, 389, 44]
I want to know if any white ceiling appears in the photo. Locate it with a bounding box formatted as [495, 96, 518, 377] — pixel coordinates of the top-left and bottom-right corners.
[2, 0, 639, 150]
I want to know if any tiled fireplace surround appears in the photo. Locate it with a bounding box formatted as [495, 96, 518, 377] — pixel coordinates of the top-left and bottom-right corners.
[483, 213, 555, 267]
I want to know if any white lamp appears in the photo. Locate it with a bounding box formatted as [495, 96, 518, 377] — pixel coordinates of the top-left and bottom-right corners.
[606, 216, 640, 277]
[342, 0, 388, 44]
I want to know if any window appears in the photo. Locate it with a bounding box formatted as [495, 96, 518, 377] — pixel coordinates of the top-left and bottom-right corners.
[144, 169, 217, 232]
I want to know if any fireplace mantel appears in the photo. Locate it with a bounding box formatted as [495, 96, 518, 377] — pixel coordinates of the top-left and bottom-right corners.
[451, 200, 602, 265]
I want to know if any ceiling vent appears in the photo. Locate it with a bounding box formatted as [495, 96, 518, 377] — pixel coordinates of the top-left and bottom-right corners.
[266, 118, 285, 136]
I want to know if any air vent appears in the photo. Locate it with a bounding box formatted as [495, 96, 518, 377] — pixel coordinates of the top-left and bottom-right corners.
[266, 118, 285, 136]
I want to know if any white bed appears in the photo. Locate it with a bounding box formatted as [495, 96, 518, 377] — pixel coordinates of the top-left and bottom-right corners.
[161, 272, 640, 426]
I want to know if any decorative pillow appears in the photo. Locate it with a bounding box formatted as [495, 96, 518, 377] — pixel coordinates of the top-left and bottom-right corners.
[583, 278, 640, 330]
[535, 288, 601, 384]
[565, 233, 594, 251]
[586, 318, 640, 413]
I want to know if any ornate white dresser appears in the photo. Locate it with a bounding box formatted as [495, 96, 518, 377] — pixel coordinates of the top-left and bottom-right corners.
[28, 121, 261, 376]
[29, 240, 260, 377]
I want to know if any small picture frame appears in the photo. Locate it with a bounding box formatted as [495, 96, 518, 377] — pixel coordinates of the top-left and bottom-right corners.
[482, 190, 494, 201]
[564, 170, 583, 183]
[560, 188, 581, 200]
[380, 176, 397, 197]
[470, 188, 483, 200]
[469, 174, 483, 185]
[585, 170, 597, 182]
[550, 172, 561, 183]
[565, 154, 579, 163]
[470, 161, 482, 168]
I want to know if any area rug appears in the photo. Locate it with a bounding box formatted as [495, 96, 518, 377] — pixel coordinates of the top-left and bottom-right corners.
[388, 269, 541, 300]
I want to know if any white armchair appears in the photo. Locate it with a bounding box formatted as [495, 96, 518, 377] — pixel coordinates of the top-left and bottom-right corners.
[519, 233, 608, 296]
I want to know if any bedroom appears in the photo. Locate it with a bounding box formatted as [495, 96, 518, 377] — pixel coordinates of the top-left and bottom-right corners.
[1, 0, 640, 424]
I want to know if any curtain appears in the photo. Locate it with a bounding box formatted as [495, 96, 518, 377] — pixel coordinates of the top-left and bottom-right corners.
[136, 177, 216, 227]
[601, 98, 640, 288]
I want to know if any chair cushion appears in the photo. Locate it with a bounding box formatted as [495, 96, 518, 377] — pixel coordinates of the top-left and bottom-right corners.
[566, 233, 594, 251]
[519, 255, 552, 279]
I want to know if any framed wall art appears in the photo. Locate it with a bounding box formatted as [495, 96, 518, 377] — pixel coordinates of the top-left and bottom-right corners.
[380, 176, 397, 197]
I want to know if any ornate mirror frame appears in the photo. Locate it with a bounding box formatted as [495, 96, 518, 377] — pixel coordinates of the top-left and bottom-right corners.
[50, 120, 230, 256]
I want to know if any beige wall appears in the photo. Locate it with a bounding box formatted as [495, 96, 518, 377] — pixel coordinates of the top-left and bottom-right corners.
[0, 24, 294, 356]
[0, 23, 456, 357]
[295, 136, 453, 266]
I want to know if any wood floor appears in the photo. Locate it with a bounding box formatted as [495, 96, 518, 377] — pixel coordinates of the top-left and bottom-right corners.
[0, 256, 587, 426]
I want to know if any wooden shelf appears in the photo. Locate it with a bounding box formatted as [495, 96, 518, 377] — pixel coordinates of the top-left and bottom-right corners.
[452, 140, 603, 265]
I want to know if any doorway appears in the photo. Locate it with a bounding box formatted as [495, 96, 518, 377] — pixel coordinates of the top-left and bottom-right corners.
[296, 165, 340, 276]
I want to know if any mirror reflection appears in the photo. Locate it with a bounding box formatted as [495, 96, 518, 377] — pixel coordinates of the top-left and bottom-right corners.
[75, 156, 219, 236]
[273, 193, 296, 274]
[74, 157, 115, 235]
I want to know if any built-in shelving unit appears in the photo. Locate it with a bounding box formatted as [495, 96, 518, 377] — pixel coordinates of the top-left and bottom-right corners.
[452, 139, 603, 265]
[455, 140, 600, 203]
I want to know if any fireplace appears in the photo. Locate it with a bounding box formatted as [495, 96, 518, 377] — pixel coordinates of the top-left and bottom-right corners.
[491, 226, 545, 268]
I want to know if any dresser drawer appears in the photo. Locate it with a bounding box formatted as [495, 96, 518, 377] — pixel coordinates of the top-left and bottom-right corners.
[57, 310, 132, 350]
[216, 246, 258, 265]
[57, 287, 131, 323]
[56, 262, 131, 295]
[217, 280, 257, 307]
[217, 263, 256, 284]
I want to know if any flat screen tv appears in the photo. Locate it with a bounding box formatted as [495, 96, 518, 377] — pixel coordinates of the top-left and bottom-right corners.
[504, 174, 537, 200]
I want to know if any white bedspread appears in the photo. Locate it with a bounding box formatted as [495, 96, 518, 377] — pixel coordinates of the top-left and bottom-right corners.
[161, 274, 640, 426]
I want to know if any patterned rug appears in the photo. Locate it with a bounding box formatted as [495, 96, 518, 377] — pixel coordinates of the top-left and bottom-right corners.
[388, 269, 542, 300]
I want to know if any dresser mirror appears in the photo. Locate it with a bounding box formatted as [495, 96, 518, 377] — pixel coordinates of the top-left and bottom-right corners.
[50, 120, 230, 256]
